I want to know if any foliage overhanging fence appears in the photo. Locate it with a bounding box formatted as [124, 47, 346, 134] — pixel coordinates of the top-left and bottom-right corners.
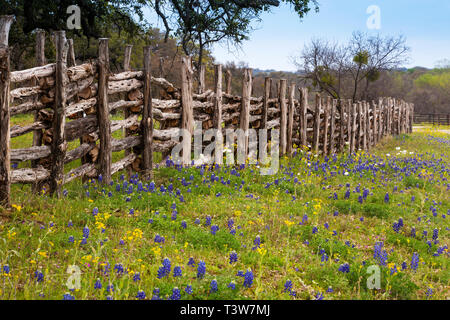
[0, 17, 414, 206]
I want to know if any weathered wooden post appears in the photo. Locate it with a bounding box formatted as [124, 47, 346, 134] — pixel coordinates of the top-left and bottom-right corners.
[349, 103, 357, 155]
[364, 101, 369, 150]
[0, 15, 13, 207]
[410, 103, 414, 133]
[356, 102, 362, 151]
[49, 31, 68, 196]
[322, 97, 330, 155]
[198, 64, 206, 94]
[299, 87, 308, 148]
[378, 99, 383, 140]
[372, 100, 377, 146]
[96, 38, 112, 185]
[261, 77, 270, 130]
[31, 29, 46, 190]
[67, 39, 76, 67]
[279, 79, 287, 155]
[287, 83, 295, 155]
[124, 45, 133, 71]
[386, 98, 392, 135]
[240, 68, 252, 156]
[338, 100, 345, 152]
[212, 64, 223, 130]
[225, 69, 232, 95]
[346, 100, 352, 146]
[123, 45, 133, 177]
[329, 99, 336, 155]
[142, 46, 153, 179]
[181, 56, 194, 165]
[312, 93, 321, 155]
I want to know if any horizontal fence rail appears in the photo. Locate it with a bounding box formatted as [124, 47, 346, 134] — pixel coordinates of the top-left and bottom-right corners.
[0, 17, 414, 207]
[414, 114, 450, 126]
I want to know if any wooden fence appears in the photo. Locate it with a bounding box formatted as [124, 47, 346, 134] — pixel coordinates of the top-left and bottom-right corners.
[0, 17, 414, 206]
[413, 113, 450, 126]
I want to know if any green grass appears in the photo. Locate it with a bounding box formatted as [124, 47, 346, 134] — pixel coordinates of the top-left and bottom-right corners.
[0, 125, 449, 300]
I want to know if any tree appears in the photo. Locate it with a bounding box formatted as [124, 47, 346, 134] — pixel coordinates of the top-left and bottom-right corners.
[151, 0, 319, 81]
[294, 31, 410, 103]
[0, 0, 149, 68]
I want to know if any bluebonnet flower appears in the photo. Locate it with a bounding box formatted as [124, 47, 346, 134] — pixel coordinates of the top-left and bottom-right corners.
[338, 263, 350, 273]
[205, 215, 212, 226]
[154, 234, 165, 244]
[411, 227, 416, 238]
[227, 218, 234, 229]
[67, 220, 73, 227]
[185, 285, 193, 295]
[170, 287, 181, 300]
[133, 273, 141, 282]
[411, 252, 419, 271]
[236, 270, 244, 277]
[432, 229, 439, 242]
[314, 292, 324, 300]
[162, 258, 171, 274]
[284, 280, 293, 293]
[94, 279, 102, 289]
[83, 226, 90, 239]
[68, 236, 74, 243]
[187, 257, 195, 267]
[197, 261, 206, 279]
[136, 291, 146, 300]
[401, 262, 408, 271]
[34, 270, 44, 282]
[229, 251, 238, 264]
[326, 287, 333, 293]
[426, 287, 433, 298]
[173, 266, 182, 277]
[243, 269, 253, 288]
[211, 225, 219, 235]
[181, 220, 187, 229]
[312, 226, 318, 234]
[374, 242, 388, 266]
[384, 193, 390, 203]
[210, 279, 218, 293]
[252, 235, 261, 250]
[62, 293, 75, 300]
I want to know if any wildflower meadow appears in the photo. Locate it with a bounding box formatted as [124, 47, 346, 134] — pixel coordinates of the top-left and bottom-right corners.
[0, 128, 448, 300]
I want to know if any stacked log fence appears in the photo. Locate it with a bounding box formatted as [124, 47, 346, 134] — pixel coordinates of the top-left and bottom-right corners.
[0, 19, 414, 206]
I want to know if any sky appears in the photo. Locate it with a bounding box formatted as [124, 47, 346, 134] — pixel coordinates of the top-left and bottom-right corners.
[145, 0, 450, 72]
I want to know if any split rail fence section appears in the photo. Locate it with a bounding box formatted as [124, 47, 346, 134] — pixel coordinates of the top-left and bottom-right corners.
[0, 18, 414, 206]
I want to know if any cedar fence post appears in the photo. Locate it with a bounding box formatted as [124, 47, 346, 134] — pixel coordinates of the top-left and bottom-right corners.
[322, 97, 330, 155]
[279, 79, 287, 155]
[261, 77, 270, 130]
[225, 69, 232, 95]
[372, 101, 377, 146]
[124, 45, 132, 71]
[142, 46, 153, 178]
[181, 56, 194, 165]
[0, 15, 14, 207]
[338, 99, 345, 152]
[287, 83, 295, 155]
[346, 100, 352, 147]
[31, 29, 46, 193]
[240, 68, 252, 156]
[299, 87, 308, 148]
[97, 38, 112, 185]
[312, 93, 321, 155]
[349, 103, 357, 155]
[329, 99, 336, 155]
[67, 39, 76, 67]
[123, 44, 133, 177]
[49, 31, 68, 196]
[198, 64, 206, 94]
[213, 64, 223, 130]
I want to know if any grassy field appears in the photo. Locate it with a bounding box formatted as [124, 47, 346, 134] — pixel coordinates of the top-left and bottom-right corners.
[0, 126, 449, 300]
